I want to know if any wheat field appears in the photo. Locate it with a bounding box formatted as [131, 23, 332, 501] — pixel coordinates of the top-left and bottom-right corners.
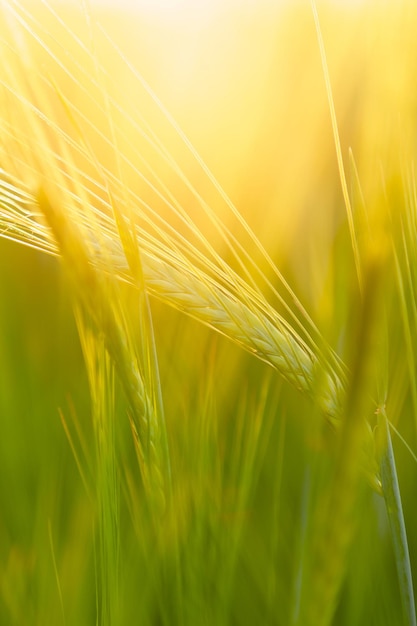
[0, 1, 416, 624]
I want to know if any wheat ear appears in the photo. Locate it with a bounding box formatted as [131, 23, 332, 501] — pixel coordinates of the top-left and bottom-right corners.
[0, 171, 345, 423]
[36, 186, 168, 513]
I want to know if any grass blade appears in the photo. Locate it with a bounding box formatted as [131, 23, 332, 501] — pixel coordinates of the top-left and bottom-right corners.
[379, 407, 416, 626]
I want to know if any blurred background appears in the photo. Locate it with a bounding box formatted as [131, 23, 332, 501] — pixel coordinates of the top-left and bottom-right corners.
[1, 0, 417, 624]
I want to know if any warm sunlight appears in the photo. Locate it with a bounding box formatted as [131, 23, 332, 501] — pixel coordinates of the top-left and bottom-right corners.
[1, 1, 416, 625]
[89, 0, 367, 12]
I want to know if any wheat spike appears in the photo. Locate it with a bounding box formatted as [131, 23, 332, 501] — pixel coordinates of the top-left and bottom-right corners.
[0, 171, 344, 422]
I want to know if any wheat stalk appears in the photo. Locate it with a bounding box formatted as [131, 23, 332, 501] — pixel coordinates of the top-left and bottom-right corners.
[35, 186, 168, 513]
[0, 0, 380, 495]
[0, 0, 348, 426]
[1, 170, 383, 496]
[0, 170, 344, 422]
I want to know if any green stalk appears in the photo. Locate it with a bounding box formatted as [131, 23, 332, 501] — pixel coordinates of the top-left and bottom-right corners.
[379, 408, 416, 626]
[299, 256, 383, 626]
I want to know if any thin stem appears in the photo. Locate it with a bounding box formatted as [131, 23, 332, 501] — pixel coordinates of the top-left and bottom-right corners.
[379, 408, 416, 626]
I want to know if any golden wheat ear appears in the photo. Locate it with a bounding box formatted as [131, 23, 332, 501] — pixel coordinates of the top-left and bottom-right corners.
[0, 171, 384, 497]
[36, 186, 169, 512]
[0, 0, 380, 497]
[0, 172, 339, 410]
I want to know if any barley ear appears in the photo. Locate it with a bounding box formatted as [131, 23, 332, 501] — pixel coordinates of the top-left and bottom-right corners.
[1, 174, 381, 490]
[37, 187, 169, 515]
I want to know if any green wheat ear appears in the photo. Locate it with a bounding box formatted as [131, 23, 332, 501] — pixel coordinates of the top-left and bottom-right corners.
[37, 187, 170, 515]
